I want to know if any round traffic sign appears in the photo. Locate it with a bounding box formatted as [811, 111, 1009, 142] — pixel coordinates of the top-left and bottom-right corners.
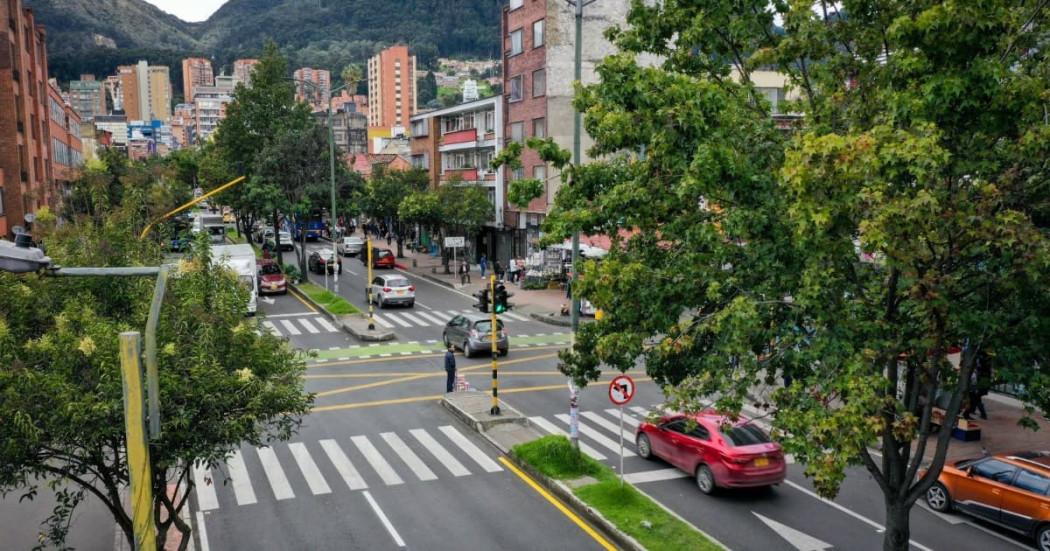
[608, 375, 635, 406]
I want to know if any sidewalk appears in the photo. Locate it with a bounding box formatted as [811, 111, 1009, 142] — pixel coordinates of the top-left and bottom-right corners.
[394, 245, 575, 325]
[926, 392, 1050, 463]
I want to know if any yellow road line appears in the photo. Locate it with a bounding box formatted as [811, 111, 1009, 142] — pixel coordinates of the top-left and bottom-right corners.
[287, 286, 318, 313]
[314, 353, 558, 398]
[310, 376, 653, 412]
[305, 370, 578, 380]
[308, 346, 566, 369]
[498, 457, 616, 551]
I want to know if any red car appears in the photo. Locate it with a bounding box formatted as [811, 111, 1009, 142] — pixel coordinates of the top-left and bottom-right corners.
[361, 247, 396, 269]
[257, 260, 287, 295]
[636, 410, 786, 494]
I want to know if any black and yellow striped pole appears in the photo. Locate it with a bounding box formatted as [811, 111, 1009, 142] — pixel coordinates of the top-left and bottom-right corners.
[489, 274, 501, 415]
[366, 238, 375, 330]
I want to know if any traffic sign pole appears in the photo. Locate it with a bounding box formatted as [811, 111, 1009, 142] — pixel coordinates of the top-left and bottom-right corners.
[619, 404, 625, 486]
[608, 374, 636, 487]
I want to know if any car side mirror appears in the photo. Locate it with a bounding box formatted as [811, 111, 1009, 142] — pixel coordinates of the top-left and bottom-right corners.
[966, 467, 975, 478]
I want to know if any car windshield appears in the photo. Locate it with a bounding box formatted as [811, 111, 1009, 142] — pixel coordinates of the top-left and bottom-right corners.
[260, 264, 282, 275]
[386, 277, 409, 287]
[345, 237, 361, 244]
[318, 251, 334, 260]
[474, 320, 505, 333]
[720, 424, 771, 446]
[377, 250, 392, 258]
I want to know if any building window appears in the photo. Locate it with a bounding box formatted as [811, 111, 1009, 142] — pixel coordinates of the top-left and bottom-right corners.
[512, 167, 524, 180]
[479, 150, 495, 171]
[533, 164, 547, 184]
[508, 75, 523, 102]
[510, 121, 524, 143]
[509, 29, 523, 56]
[411, 119, 428, 136]
[533, 20, 545, 48]
[484, 111, 495, 133]
[756, 87, 785, 114]
[442, 152, 474, 171]
[509, 0, 524, 10]
[533, 117, 546, 138]
[411, 154, 429, 169]
[532, 69, 546, 97]
[0, 187, 4, 215]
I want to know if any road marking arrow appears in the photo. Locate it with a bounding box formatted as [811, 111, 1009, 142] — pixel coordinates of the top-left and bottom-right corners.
[753, 512, 833, 551]
[261, 297, 275, 305]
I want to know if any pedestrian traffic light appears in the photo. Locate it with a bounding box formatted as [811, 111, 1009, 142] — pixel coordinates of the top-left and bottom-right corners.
[494, 284, 510, 314]
[474, 288, 490, 313]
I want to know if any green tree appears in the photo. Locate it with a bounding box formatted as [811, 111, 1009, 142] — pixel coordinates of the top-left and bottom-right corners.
[363, 166, 429, 257]
[437, 181, 492, 264]
[417, 71, 438, 105]
[0, 171, 311, 550]
[527, 2, 1050, 550]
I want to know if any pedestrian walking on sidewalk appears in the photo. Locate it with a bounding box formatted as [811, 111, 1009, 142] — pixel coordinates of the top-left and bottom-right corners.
[480, 254, 488, 278]
[507, 258, 520, 283]
[444, 345, 457, 393]
[495, 260, 504, 281]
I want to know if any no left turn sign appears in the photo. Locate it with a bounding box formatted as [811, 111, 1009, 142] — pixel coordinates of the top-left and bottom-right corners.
[608, 375, 635, 406]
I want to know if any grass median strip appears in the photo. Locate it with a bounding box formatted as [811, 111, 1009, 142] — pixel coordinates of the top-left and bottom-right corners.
[297, 282, 361, 315]
[512, 435, 721, 551]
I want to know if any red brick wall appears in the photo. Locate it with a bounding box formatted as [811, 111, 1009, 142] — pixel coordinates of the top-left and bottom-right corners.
[503, 0, 550, 221]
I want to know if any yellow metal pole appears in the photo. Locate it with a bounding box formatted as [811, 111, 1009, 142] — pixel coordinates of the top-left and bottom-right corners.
[139, 175, 247, 240]
[366, 239, 375, 330]
[119, 332, 157, 551]
[490, 274, 500, 415]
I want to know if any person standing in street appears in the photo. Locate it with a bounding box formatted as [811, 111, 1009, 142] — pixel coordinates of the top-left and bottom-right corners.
[480, 254, 488, 278]
[445, 345, 457, 393]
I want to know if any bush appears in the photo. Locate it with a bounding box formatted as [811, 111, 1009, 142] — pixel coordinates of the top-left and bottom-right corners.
[283, 263, 301, 282]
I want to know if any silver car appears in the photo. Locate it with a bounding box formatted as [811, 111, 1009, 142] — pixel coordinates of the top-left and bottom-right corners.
[338, 236, 365, 256]
[443, 314, 508, 358]
[369, 274, 415, 308]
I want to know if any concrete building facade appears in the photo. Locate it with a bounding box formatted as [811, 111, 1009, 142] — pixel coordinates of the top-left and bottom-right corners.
[65, 74, 107, 120]
[367, 45, 417, 146]
[233, 58, 259, 87]
[182, 57, 214, 102]
[118, 61, 172, 123]
[0, 0, 54, 237]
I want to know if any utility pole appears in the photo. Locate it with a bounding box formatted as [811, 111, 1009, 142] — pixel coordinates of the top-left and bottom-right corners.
[367, 239, 376, 330]
[565, 0, 597, 450]
[489, 274, 501, 415]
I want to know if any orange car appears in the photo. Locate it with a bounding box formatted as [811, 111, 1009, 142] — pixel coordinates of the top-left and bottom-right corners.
[924, 451, 1050, 550]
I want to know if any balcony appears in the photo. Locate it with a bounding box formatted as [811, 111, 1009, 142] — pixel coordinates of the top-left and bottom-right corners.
[443, 168, 478, 181]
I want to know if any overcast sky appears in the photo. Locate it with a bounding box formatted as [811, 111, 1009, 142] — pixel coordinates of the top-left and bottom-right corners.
[145, 0, 227, 22]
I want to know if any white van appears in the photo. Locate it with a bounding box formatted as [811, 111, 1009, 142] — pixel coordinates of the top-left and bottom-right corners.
[212, 244, 258, 315]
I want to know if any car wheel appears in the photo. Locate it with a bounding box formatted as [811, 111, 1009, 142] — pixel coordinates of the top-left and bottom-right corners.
[925, 482, 952, 513]
[695, 464, 716, 495]
[1037, 524, 1050, 551]
[463, 341, 472, 358]
[407, 301, 414, 308]
[636, 434, 654, 459]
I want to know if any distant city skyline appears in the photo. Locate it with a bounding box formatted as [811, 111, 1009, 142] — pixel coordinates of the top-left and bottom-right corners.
[145, 0, 227, 22]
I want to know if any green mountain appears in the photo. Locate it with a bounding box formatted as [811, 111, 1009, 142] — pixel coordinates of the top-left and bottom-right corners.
[26, 0, 502, 87]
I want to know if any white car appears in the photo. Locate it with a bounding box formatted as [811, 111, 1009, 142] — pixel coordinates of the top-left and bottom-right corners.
[265, 231, 294, 251]
[338, 236, 365, 256]
[369, 274, 415, 308]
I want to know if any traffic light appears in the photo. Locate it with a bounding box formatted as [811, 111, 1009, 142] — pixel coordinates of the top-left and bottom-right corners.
[474, 288, 490, 313]
[494, 284, 510, 314]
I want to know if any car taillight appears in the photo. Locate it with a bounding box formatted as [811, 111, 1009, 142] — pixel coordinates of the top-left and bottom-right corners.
[721, 452, 751, 464]
[383, 287, 391, 292]
[408, 285, 415, 291]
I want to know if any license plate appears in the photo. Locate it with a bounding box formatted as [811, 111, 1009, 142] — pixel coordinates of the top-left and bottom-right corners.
[754, 457, 769, 467]
[270, 283, 278, 290]
[397, 290, 405, 296]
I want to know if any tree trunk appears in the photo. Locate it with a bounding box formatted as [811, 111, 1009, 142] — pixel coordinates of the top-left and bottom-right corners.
[273, 210, 284, 268]
[395, 219, 404, 258]
[883, 499, 911, 551]
[298, 225, 308, 281]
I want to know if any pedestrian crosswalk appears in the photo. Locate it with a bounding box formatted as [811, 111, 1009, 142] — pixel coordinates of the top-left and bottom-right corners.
[193, 424, 502, 511]
[261, 310, 533, 337]
[192, 406, 790, 512]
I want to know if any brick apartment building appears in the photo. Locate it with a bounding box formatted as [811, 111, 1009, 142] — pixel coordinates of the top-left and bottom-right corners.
[367, 45, 417, 151]
[233, 58, 259, 87]
[182, 57, 214, 102]
[293, 67, 331, 110]
[47, 79, 82, 197]
[0, 0, 55, 237]
[65, 74, 106, 120]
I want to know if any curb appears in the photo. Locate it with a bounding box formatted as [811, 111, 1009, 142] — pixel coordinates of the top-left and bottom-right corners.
[440, 394, 530, 436]
[288, 284, 396, 341]
[412, 267, 467, 290]
[529, 311, 574, 327]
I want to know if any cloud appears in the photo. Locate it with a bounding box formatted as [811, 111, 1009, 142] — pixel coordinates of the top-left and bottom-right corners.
[145, 0, 227, 22]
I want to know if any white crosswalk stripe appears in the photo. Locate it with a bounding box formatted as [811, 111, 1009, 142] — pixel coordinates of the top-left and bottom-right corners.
[554, 414, 636, 457]
[278, 319, 302, 336]
[380, 312, 414, 328]
[381, 432, 437, 481]
[320, 439, 368, 490]
[606, 408, 640, 428]
[582, 411, 635, 444]
[529, 416, 608, 461]
[297, 317, 320, 334]
[438, 426, 502, 473]
[226, 450, 258, 505]
[262, 321, 280, 336]
[192, 462, 219, 511]
[351, 435, 404, 486]
[502, 312, 529, 321]
[630, 406, 650, 417]
[256, 446, 295, 500]
[398, 311, 428, 326]
[410, 429, 471, 477]
[289, 443, 332, 495]
[314, 317, 339, 332]
[369, 314, 395, 329]
[415, 311, 446, 325]
[428, 311, 453, 322]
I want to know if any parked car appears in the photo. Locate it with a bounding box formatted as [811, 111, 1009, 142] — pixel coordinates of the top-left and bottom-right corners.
[309, 250, 342, 274]
[253, 225, 273, 244]
[223, 211, 236, 224]
[265, 231, 294, 252]
[361, 247, 396, 269]
[443, 314, 508, 358]
[338, 236, 366, 256]
[369, 274, 415, 308]
[635, 411, 787, 494]
[924, 451, 1050, 550]
[257, 259, 287, 295]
